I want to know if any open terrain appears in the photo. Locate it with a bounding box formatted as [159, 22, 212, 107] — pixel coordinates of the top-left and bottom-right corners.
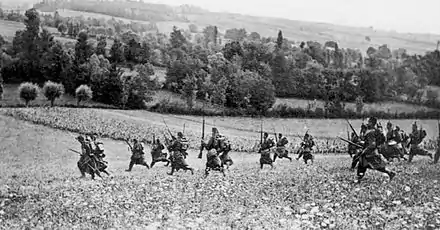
[2, 107, 440, 153]
[0, 112, 439, 229]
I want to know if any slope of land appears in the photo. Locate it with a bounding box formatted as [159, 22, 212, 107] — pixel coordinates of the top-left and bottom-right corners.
[0, 114, 439, 229]
[37, 3, 440, 55]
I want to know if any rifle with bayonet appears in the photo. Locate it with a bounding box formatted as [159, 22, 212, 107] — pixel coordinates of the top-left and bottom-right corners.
[162, 118, 175, 140]
[198, 115, 205, 159]
[346, 119, 359, 139]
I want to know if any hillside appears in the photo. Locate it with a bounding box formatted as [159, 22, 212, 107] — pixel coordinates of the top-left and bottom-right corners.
[29, 1, 440, 55]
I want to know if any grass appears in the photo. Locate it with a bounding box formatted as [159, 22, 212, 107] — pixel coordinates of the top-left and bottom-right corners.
[0, 84, 111, 108]
[0, 20, 25, 41]
[0, 114, 439, 229]
[2, 107, 440, 154]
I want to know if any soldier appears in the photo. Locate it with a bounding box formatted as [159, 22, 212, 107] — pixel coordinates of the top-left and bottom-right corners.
[383, 121, 405, 161]
[150, 138, 170, 168]
[259, 132, 275, 169]
[89, 133, 107, 164]
[407, 122, 433, 162]
[126, 139, 150, 172]
[205, 149, 225, 177]
[76, 135, 109, 179]
[355, 117, 396, 183]
[434, 136, 440, 164]
[168, 132, 194, 175]
[76, 135, 93, 178]
[274, 133, 292, 162]
[296, 133, 315, 164]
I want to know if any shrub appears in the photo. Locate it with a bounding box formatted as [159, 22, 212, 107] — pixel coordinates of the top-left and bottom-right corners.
[42, 81, 65, 107]
[18, 82, 39, 107]
[75, 85, 93, 106]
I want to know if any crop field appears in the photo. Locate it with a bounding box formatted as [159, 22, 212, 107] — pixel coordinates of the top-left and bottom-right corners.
[2, 107, 440, 153]
[0, 112, 439, 229]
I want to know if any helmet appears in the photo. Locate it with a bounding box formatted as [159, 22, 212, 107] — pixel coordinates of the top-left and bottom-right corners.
[178, 132, 183, 137]
[386, 121, 392, 128]
[76, 136, 84, 141]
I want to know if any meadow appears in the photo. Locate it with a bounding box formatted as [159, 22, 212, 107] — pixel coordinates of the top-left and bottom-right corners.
[2, 107, 440, 153]
[0, 112, 439, 229]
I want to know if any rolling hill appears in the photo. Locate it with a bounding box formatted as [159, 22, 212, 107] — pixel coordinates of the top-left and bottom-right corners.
[33, 1, 440, 55]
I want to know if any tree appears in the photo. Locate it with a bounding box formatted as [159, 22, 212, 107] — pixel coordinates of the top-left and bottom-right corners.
[276, 30, 283, 50]
[181, 73, 198, 109]
[426, 89, 438, 106]
[96, 35, 107, 56]
[202, 25, 218, 46]
[170, 26, 187, 49]
[355, 96, 364, 114]
[224, 28, 247, 41]
[189, 24, 198, 33]
[18, 82, 39, 107]
[248, 32, 261, 41]
[57, 24, 67, 36]
[42, 81, 65, 107]
[75, 31, 93, 65]
[110, 38, 125, 63]
[75, 85, 93, 106]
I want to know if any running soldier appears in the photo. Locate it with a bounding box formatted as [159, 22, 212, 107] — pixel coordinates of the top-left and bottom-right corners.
[168, 132, 194, 175]
[126, 139, 150, 171]
[355, 117, 396, 183]
[150, 138, 170, 168]
[76, 135, 109, 179]
[407, 122, 433, 162]
[259, 132, 275, 169]
[203, 127, 233, 167]
[383, 122, 406, 161]
[296, 133, 315, 164]
[273, 133, 292, 162]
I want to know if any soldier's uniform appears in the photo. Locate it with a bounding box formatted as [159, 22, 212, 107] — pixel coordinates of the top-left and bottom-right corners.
[434, 137, 440, 164]
[382, 122, 405, 160]
[356, 117, 396, 183]
[259, 132, 275, 169]
[126, 139, 150, 171]
[168, 132, 194, 175]
[297, 134, 315, 164]
[204, 127, 233, 167]
[150, 139, 169, 168]
[76, 135, 100, 178]
[408, 123, 432, 162]
[274, 133, 292, 162]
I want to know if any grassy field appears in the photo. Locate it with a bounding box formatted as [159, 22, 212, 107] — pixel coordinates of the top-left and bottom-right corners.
[2, 107, 440, 154]
[0, 20, 25, 41]
[0, 113, 439, 229]
[0, 84, 111, 108]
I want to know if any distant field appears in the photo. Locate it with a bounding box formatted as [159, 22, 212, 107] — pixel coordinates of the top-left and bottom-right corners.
[0, 20, 25, 40]
[0, 84, 110, 108]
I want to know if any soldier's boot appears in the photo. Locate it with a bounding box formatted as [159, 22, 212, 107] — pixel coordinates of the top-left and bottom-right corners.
[150, 160, 156, 168]
[260, 163, 264, 169]
[125, 161, 134, 172]
[142, 162, 150, 169]
[408, 153, 414, 163]
[273, 154, 277, 162]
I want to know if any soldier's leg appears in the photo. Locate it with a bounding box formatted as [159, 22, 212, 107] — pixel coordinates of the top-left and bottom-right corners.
[126, 160, 135, 172]
[408, 149, 415, 163]
[273, 153, 277, 162]
[150, 159, 157, 168]
[356, 165, 368, 182]
[78, 163, 86, 178]
[167, 166, 175, 175]
[351, 158, 358, 170]
[434, 150, 440, 164]
[376, 167, 396, 180]
[142, 160, 150, 169]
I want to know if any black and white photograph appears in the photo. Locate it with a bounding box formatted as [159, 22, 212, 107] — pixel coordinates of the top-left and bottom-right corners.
[0, 0, 439, 229]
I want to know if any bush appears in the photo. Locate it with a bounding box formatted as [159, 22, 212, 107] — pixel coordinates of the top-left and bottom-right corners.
[75, 85, 93, 106]
[18, 82, 39, 107]
[42, 81, 65, 107]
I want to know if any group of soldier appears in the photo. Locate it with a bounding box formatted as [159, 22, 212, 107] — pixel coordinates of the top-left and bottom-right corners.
[346, 117, 439, 183]
[73, 117, 439, 182]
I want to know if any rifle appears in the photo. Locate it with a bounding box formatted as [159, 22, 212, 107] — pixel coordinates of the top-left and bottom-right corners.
[337, 136, 363, 149]
[198, 115, 205, 159]
[183, 123, 186, 135]
[346, 119, 359, 139]
[125, 139, 133, 152]
[273, 127, 278, 143]
[69, 148, 82, 155]
[162, 118, 174, 139]
[260, 118, 263, 145]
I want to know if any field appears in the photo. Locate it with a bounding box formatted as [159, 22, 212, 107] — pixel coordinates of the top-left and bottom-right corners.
[0, 84, 112, 108]
[0, 20, 25, 41]
[1, 111, 439, 229]
[2, 107, 440, 153]
[38, 8, 440, 55]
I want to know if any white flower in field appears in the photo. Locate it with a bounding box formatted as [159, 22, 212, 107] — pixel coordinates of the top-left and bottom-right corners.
[386, 190, 392, 196]
[404, 186, 411, 192]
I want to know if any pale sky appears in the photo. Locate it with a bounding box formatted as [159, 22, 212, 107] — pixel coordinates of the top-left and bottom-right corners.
[146, 0, 440, 34]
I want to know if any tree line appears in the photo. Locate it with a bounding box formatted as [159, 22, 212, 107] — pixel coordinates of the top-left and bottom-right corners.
[1, 8, 440, 117]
